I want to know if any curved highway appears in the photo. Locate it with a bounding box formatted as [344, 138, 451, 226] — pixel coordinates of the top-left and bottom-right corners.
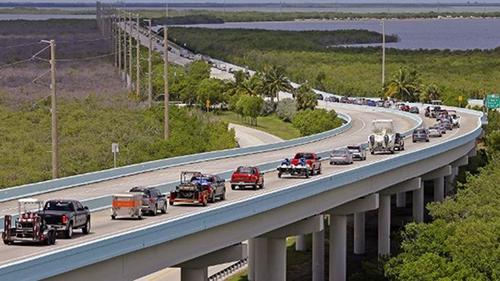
[0, 105, 478, 269]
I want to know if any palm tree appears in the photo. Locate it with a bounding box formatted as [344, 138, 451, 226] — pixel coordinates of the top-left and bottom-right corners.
[261, 65, 292, 102]
[420, 84, 441, 103]
[385, 67, 420, 102]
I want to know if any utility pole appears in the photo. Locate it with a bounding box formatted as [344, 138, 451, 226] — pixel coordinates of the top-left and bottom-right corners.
[136, 14, 141, 97]
[122, 11, 127, 82]
[118, 12, 122, 77]
[148, 19, 153, 108]
[41, 39, 58, 179]
[128, 12, 133, 90]
[164, 26, 169, 139]
[113, 13, 118, 67]
[381, 19, 386, 91]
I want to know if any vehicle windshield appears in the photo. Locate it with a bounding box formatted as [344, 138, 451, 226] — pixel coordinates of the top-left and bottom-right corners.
[192, 175, 214, 182]
[294, 153, 313, 160]
[236, 166, 253, 174]
[429, 127, 438, 130]
[44, 201, 74, 211]
[372, 121, 394, 135]
[347, 146, 361, 151]
[332, 149, 347, 155]
[414, 129, 426, 133]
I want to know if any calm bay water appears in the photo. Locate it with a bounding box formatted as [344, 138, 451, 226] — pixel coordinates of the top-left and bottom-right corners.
[1, 13, 498, 50]
[186, 18, 500, 50]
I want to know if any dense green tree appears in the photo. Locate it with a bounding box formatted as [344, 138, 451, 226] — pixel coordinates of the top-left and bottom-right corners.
[188, 60, 211, 81]
[292, 108, 342, 136]
[420, 84, 441, 103]
[237, 95, 263, 125]
[196, 78, 227, 109]
[295, 83, 318, 111]
[178, 77, 198, 105]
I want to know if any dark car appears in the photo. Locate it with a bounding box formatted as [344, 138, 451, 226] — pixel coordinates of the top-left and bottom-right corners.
[191, 174, 226, 203]
[409, 106, 420, 114]
[412, 128, 430, 142]
[129, 186, 168, 216]
[440, 119, 453, 131]
[367, 100, 377, 106]
[394, 133, 405, 151]
[39, 199, 91, 239]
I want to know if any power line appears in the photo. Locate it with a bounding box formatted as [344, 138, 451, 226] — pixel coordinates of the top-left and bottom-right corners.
[17, 69, 52, 90]
[55, 52, 116, 62]
[0, 42, 41, 49]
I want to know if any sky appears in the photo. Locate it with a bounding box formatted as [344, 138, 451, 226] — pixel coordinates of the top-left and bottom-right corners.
[0, 0, 499, 3]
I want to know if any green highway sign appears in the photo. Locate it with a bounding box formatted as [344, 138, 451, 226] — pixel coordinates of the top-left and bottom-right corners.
[486, 94, 500, 109]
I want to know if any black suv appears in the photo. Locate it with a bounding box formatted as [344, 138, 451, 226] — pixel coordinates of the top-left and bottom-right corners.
[129, 186, 168, 216]
[394, 133, 405, 151]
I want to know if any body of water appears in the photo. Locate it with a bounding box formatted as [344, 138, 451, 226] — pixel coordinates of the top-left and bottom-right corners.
[186, 18, 500, 50]
[0, 14, 95, 20]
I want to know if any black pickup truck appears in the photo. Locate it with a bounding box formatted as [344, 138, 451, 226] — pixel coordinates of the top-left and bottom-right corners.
[39, 199, 91, 239]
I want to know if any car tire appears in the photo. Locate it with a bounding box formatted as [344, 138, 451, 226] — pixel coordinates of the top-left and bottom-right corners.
[64, 223, 73, 239]
[221, 189, 226, 200]
[151, 205, 157, 216]
[209, 193, 216, 203]
[402, 146, 405, 151]
[169, 201, 174, 206]
[260, 181, 264, 189]
[161, 203, 167, 214]
[82, 219, 90, 234]
[317, 165, 322, 174]
[231, 185, 236, 190]
[305, 171, 310, 178]
[50, 231, 56, 245]
[370, 150, 374, 155]
[426, 139, 430, 142]
[278, 173, 282, 178]
[111, 215, 116, 220]
[138, 215, 142, 220]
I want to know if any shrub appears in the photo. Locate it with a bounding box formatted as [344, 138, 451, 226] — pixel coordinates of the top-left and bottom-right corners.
[292, 108, 342, 136]
[260, 100, 277, 116]
[276, 98, 296, 122]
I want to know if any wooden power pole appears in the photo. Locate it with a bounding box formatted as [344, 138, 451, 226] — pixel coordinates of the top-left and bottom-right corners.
[47, 40, 58, 179]
[122, 11, 127, 82]
[148, 19, 152, 108]
[128, 12, 132, 89]
[163, 26, 169, 139]
[117, 12, 122, 77]
[136, 14, 140, 97]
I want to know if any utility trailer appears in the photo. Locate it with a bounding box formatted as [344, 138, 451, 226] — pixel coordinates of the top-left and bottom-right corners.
[2, 198, 57, 245]
[111, 193, 143, 220]
[169, 171, 209, 206]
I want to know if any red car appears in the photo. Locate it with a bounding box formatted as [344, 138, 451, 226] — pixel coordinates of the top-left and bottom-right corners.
[230, 166, 264, 190]
[290, 152, 322, 176]
[400, 104, 410, 112]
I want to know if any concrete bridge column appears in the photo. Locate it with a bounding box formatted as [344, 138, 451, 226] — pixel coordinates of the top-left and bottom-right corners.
[267, 238, 287, 281]
[260, 215, 324, 281]
[422, 165, 452, 204]
[313, 229, 325, 281]
[295, 235, 307, 251]
[396, 192, 406, 207]
[379, 178, 421, 246]
[180, 268, 207, 281]
[378, 194, 391, 255]
[434, 177, 445, 202]
[254, 237, 268, 281]
[327, 194, 379, 281]
[248, 238, 255, 281]
[353, 212, 365, 255]
[413, 184, 424, 223]
[330, 215, 347, 281]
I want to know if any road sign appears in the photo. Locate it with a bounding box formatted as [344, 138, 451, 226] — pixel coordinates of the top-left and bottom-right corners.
[458, 95, 463, 101]
[111, 143, 119, 153]
[486, 93, 500, 109]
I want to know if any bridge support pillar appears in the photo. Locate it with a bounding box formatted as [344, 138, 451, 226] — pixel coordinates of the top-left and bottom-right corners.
[327, 194, 379, 281]
[180, 268, 207, 281]
[353, 212, 365, 255]
[396, 192, 406, 207]
[296, 234, 307, 251]
[248, 238, 255, 281]
[267, 238, 286, 281]
[413, 183, 424, 223]
[254, 237, 268, 281]
[330, 215, 347, 281]
[313, 229, 325, 281]
[378, 194, 391, 255]
[434, 177, 445, 202]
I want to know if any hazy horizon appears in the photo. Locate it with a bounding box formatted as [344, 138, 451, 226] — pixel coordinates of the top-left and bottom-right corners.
[0, 0, 499, 4]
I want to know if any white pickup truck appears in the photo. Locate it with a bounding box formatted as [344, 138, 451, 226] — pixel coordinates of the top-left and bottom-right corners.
[368, 119, 396, 154]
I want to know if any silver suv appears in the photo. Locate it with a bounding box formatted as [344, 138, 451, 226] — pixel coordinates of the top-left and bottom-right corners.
[129, 186, 168, 216]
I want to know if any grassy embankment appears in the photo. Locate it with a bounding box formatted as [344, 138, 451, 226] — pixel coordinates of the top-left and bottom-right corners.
[215, 111, 300, 140]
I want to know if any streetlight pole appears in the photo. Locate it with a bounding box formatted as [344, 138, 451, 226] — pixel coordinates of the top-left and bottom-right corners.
[147, 19, 153, 108]
[381, 19, 386, 91]
[164, 25, 169, 139]
[136, 14, 140, 98]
